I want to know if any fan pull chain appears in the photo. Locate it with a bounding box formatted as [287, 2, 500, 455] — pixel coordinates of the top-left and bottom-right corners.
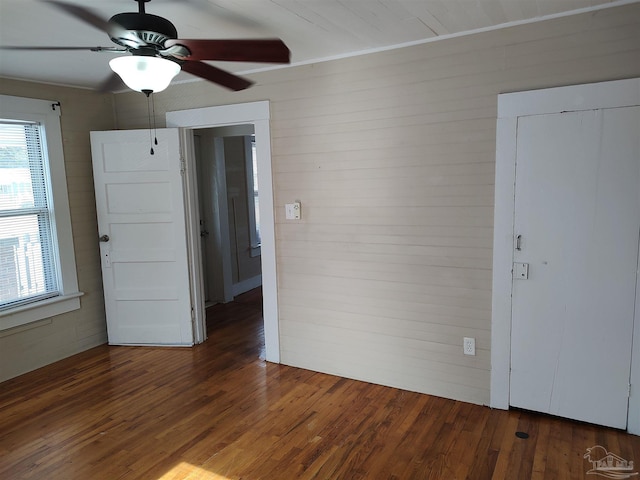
[143, 89, 154, 155]
[151, 92, 158, 147]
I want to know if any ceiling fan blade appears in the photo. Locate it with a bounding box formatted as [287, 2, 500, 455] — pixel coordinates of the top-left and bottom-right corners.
[164, 39, 290, 63]
[0, 46, 125, 52]
[43, 1, 145, 48]
[181, 61, 253, 91]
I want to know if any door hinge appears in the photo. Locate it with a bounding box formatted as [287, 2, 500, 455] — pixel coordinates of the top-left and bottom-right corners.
[180, 159, 186, 175]
[629, 383, 632, 398]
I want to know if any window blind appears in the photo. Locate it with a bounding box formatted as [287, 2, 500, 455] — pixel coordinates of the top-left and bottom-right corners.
[0, 120, 59, 310]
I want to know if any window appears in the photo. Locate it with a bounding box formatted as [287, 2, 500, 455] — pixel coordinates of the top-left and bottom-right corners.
[245, 134, 261, 257]
[0, 95, 81, 330]
[1, 121, 58, 307]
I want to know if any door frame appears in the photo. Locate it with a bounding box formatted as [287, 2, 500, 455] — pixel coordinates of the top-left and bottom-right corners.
[167, 101, 280, 363]
[490, 78, 640, 434]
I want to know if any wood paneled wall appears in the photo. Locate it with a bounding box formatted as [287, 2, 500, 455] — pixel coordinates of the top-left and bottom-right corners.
[112, 3, 640, 405]
[0, 79, 114, 382]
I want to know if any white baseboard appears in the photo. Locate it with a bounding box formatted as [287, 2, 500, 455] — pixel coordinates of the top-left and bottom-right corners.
[232, 275, 262, 297]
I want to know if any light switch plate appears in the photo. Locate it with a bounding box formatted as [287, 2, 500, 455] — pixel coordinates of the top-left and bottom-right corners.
[285, 202, 301, 220]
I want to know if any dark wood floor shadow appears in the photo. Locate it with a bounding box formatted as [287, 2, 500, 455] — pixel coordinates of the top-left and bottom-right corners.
[1, 287, 638, 479]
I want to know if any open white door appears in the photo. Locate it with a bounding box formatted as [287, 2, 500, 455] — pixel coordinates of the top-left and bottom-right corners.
[90, 128, 193, 346]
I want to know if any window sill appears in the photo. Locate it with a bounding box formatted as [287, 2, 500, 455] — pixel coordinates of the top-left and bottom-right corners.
[0, 292, 84, 332]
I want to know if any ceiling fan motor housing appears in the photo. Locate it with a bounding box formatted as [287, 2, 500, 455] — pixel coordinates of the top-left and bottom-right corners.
[109, 12, 178, 48]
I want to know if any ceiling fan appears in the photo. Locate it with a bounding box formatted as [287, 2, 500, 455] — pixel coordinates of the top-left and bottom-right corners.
[1, 0, 291, 93]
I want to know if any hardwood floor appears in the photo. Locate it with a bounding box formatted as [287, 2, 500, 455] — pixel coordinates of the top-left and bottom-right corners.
[1, 288, 638, 479]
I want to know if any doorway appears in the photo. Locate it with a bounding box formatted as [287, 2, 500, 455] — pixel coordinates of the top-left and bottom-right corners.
[166, 101, 280, 363]
[194, 125, 263, 308]
[509, 106, 639, 429]
[490, 78, 640, 434]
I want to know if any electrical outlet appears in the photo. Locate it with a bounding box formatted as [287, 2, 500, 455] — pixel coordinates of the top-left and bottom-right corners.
[463, 337, 476, 356]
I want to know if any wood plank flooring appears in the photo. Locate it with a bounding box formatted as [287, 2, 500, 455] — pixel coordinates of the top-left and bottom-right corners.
[1, 288, 639, 479]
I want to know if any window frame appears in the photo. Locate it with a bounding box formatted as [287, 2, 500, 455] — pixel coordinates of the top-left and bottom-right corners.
[0, 95, 82, 331]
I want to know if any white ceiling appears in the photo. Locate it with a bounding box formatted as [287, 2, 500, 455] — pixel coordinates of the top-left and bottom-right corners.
[0, 0, 629, 91]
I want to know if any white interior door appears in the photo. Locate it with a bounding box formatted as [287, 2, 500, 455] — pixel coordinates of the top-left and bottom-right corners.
[90, 128, 193, 346]
[509, 106, 640, 429]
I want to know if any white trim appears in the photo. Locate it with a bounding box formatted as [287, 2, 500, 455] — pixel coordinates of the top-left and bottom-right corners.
[232, 274, 262, 297]
[631, 229, 640, 434]
[167, 102, 269, 127]
[105, 343, 192, 348]
[0, 95, 82, 331]
[491, 78, 640, 434]
[497, 79, 640, 118]
[166, 101, 280, 363]
[0, 292, 82, 331]
[179, 128, 207, 345]
[490, 115, 518, 411]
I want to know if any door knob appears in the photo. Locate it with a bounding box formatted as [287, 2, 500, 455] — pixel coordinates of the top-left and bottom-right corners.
[99, 234, 110, 242]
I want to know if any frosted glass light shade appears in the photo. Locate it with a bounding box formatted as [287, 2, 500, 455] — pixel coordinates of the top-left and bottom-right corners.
[109, 56, 180, 93]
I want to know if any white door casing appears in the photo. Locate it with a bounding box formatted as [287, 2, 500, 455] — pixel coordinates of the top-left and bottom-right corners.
[491, 78, 640, 434]
[510, 107, 639, 429]
[91, 128, 193, 346]
[166, 101, 280, 363]
[178, 127, 206, 344]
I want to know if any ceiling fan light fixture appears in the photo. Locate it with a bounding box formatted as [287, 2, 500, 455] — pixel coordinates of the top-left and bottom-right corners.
[109, 55, 180, 93]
